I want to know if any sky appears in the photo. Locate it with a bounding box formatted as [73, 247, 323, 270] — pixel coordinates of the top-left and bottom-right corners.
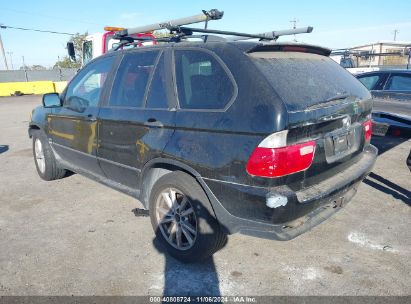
[0, 0, 411, 69]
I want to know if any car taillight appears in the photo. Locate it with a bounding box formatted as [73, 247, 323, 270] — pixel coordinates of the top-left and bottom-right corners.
[246, 130, 316, 178]
[392, 128, 401, 137]
[363, 120, 372, 143]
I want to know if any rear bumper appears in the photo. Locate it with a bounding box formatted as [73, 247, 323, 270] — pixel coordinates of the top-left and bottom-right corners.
[199, 144, 378, 240]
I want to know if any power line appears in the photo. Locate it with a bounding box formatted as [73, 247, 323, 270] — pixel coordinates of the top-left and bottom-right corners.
[0, 7, 101, 26]
[0, 24, 74, 35]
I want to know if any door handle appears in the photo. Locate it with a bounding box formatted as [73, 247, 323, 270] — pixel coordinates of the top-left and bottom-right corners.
[85, 114, 97, 122]
[144, 118, 164, 128]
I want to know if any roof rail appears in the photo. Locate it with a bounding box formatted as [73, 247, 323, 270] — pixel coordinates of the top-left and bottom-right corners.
[172, 27, 280, 40]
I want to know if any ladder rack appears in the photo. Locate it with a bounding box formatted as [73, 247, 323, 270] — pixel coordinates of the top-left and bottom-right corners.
[112, 9, 314, 50]
[116, 9, 224, 37]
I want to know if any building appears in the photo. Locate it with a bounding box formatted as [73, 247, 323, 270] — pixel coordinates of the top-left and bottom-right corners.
[349, 41, 411, 67]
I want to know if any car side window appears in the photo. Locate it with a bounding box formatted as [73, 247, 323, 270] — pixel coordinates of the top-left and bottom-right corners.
[108, 51, 159, 108]
[175, 50, 234, 110]
[64, 56, 114, 109]
[146, 54, 168, 109]
[358, 75, 380, 90]
[385, 74, 411, 91]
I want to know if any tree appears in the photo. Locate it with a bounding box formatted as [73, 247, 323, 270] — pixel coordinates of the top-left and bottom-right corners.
[53, 57, 77, 69]
[54, 32, 87, 69]
[30, 64, 46, 70]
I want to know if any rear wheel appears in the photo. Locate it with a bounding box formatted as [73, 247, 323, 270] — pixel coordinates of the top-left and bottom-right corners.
[149, 171, 227, 263]
[32, 130, 67, 181]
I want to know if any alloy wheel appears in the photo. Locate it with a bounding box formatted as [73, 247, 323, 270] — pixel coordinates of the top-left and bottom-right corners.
[155, 187, 198, 250]
[34, 138, 46, 174]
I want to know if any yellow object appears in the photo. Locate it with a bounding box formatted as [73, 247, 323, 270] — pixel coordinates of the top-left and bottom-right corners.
[53, 81, 67, 93]
[0, 81, 68, 97]
[104, 26, 125, 32]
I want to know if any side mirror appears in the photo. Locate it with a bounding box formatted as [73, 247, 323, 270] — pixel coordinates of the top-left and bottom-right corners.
[67, 42, 76, 61]
[42, 93, 62, 108]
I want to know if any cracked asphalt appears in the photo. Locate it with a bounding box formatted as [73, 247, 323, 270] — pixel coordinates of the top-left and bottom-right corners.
[0, 96, 410, 296]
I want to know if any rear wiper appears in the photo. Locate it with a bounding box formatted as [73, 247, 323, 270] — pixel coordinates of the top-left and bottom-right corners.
[324, 93, 351, 103]
[306, 93, 352, 110]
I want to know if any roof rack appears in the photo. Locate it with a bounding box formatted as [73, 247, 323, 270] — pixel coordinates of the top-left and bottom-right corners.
[331, 48, 411, 60]
[228, 27, 313, 41]
[112, 9, 314, 50]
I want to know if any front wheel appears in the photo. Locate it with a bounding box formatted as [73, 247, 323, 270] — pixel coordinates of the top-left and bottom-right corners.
[149, 172, 227, 263]
[32, 130, 67, 181]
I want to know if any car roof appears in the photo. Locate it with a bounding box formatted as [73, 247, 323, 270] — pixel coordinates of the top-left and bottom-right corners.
[112, 40, 331, 57]
[356, 69, 411, 77]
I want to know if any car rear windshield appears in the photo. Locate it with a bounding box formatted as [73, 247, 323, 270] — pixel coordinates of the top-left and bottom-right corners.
[250, 52, 370, 112]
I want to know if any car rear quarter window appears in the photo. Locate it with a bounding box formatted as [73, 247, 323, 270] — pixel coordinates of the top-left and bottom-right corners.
[385, 74, 411, 91]
[250, 52, 370, 112]
[109, 51, 159, 108]
[174, 49, 235, 110]
[357, 75, 380, 90]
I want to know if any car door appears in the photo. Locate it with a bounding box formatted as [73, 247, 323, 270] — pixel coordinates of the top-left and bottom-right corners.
[383, 73, 411, 95]
[48, 55, 116, 176]
[165, 48, 238, 179]
[97, 49, 176, 190]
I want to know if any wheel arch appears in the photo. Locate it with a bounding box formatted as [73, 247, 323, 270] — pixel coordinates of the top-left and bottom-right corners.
[139, 158, 202, 209]
[28, 123, 42, 138]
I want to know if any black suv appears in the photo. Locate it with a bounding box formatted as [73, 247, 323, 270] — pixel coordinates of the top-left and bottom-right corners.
[30, 41, 377, 262]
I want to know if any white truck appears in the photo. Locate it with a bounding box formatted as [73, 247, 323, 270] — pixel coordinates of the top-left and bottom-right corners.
[81, 28, 156, 65]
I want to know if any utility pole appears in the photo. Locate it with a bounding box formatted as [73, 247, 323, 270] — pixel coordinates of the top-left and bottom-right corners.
[22, 56, 28, 81]
[393, 29, 399, 41]
[290, 18, 299, 42]
[7, 51, 13, 69]
[0, 27, 9, 70]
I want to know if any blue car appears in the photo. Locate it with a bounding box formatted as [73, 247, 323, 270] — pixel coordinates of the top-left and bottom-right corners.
[356, 70, 411, 138]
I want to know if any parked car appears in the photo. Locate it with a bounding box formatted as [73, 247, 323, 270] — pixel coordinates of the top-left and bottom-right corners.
[356, 70, 411, 138]
[371, 112, 411, 137]
[356, 69, 411, 95]
[29, 40, 377, 262]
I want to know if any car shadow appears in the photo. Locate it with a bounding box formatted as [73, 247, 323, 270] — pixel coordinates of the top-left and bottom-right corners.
[371, 136, 408, 155]
[363, 172, 411, 206]
[152, 238, 222, 297]
[0, 145, 9, 154]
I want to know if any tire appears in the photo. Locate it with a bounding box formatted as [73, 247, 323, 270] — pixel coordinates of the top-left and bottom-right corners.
[32, 130, 67, 181]
[149, 171, 227, 263]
